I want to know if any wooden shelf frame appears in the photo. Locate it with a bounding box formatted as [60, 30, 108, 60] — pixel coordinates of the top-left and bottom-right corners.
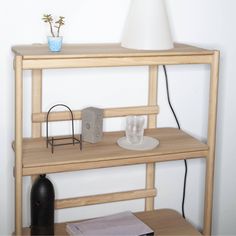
[12, 43, 219, 235]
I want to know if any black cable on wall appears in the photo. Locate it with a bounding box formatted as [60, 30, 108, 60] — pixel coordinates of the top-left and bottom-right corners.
[163, 65, 188, 219]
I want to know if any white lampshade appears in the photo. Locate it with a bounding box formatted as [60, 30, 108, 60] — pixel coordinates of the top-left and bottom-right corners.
[121, 0, 174, 50]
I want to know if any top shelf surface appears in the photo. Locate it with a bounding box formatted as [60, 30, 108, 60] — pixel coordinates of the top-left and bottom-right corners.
[12, 43, 214, 60]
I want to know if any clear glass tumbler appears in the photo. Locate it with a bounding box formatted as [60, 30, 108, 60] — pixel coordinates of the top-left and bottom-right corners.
[125, 116, 145, 145]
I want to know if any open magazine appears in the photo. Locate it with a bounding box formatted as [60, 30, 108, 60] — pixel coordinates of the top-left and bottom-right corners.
[66, 211, 154, 236]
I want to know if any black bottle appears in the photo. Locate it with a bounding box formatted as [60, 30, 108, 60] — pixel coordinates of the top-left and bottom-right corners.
[30, 174, 55, 235]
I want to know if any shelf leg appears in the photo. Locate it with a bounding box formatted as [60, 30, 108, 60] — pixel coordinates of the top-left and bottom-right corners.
[203, 51, 220, 235]
[147, 65, 158, 128]
[32, 69, 42, 138]
[15, 55, 23, 235]
[31, 69, 43, 183]
[145, 65, 158, 211]
[145, 163, 156, 211]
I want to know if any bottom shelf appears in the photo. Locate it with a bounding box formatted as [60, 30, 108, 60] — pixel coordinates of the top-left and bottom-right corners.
[21, 209, 202, 235]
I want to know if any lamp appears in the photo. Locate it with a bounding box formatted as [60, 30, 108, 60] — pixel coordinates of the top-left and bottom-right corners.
[121, 0, 174, 50]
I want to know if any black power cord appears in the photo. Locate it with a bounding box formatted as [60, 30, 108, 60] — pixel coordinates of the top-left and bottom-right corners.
[163, 65, 188, 219]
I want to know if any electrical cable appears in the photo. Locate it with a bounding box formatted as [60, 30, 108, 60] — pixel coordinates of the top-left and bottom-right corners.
[163, 65, 188, 219]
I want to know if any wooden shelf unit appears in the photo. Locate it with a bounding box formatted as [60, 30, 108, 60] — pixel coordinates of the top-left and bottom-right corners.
[12, 43, 219, 235]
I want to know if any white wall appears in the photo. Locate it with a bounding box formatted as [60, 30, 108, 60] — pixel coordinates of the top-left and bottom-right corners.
[0, 0, 235, 235]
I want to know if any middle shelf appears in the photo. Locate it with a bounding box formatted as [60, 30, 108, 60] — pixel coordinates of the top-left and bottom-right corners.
[14, 128, 208, 176]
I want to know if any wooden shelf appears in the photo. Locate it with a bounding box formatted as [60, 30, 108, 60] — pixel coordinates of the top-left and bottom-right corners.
[13, 128, 208, 176]
[12, 43, 219, 235]
[12, 43, 213, 59]
[20, 209, 202, 236]
[12, 43, 214, 70]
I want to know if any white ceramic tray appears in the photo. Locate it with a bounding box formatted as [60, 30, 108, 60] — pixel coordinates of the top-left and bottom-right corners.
[117, 136, 159, 151]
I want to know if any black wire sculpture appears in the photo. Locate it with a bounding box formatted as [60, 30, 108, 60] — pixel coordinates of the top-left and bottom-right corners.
[46, 104, 82, 154]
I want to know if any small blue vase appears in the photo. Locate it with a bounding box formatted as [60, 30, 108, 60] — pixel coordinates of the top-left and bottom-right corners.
[47, 36, 63, 52]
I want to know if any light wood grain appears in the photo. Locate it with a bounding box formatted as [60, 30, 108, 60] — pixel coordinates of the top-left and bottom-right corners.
[22, 55, 213, 69]
[31, 69, 42, 183]
[20, 209, 202, 236]
[55, 189, 156, 209]
[12, 43, 214, 69]
[32, 105, 159, 123]
[12, 43, 214, 59]
[12, 128, 208, 176]
[22, 150, 208, 176]
[145, 163, 156, 211]
[15, 56, 23, 236]
[203, 51, 220, 235]
[145, 65, 158, 211]
[148, 66, 158, 128]
[31, 69, 42, 136]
